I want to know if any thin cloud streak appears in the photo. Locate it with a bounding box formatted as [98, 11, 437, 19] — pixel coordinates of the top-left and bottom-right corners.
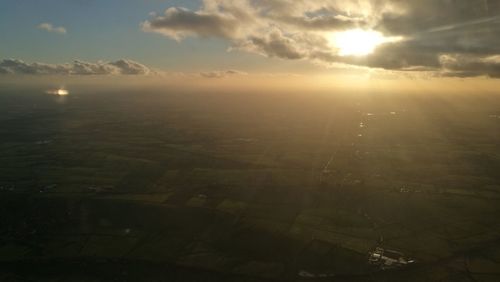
[37, 23, 67, 34]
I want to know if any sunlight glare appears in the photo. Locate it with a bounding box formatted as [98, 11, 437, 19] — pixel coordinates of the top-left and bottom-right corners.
[46, 88, 69, 96]
[330, 29, 401, 57]
[57, 89, 69, 96]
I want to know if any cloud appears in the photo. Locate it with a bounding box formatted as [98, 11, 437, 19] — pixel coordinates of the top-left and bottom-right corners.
[199, 69, 247, 78]
[238, 28, 306, 60]
[107, 60, 153, 75]
[142, 7, 240, 40]
[37, 23, 67, 34]
[0, 59, 152, 75]
[439, 54, 500, 78]
[143, 0, 500, 78]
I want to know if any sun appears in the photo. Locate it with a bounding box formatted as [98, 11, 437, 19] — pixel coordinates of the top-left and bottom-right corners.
[330, 29, 401, 57]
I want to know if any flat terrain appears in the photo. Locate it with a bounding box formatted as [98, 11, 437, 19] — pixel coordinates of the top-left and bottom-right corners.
[1, 87, 500, 281]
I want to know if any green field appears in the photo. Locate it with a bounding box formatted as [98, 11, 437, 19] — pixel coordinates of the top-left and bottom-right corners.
[1, 87, 500, 281]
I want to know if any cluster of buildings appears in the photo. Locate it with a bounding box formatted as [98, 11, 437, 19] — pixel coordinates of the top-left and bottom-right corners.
[368, 247, 415, 270]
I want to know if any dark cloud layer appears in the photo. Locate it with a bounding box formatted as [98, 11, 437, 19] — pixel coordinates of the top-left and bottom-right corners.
[0, 59, 152, 75]
[144, 0, 500, 78]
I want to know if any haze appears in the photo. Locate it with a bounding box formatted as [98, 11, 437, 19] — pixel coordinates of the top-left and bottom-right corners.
[1, 1, 500, 282]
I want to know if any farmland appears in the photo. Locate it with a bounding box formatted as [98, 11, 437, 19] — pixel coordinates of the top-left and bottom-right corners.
[1, 87, 500, 281]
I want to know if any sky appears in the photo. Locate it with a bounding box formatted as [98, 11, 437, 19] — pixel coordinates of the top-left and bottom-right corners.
[1, 0, 500, 82]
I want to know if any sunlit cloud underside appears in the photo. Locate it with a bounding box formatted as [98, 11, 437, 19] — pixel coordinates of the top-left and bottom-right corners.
[142, 0, 500, 78]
